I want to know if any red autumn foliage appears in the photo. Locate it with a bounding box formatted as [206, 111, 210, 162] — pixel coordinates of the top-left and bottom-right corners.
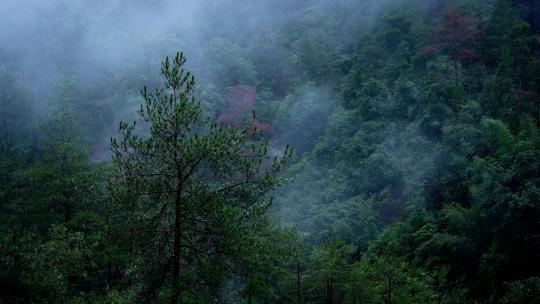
[421, 44, 445, 55]
[217, 83, 276, 137]
[217, 83, 257, 124]
[423, 9, 484, 64]
[252, 119, 276, 137]
[518, 89, 536, 98]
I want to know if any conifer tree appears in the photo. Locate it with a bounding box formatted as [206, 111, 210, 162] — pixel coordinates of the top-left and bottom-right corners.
[110, 52, 291, 303]
[36, 74, 90, 224]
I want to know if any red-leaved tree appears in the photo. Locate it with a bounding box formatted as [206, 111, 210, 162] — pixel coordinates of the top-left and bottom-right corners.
[218, 83, 276, 137]
[422, 9, 484, 86]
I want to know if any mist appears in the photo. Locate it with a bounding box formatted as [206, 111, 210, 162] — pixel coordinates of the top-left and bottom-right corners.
[0, 0, 442, 242]
[1, 0, 390, 159]
[4, 0, 536, 302]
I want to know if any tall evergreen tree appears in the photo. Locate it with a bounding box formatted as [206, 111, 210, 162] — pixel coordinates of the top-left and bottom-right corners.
[110, 52, 291, 303]
[34, 74, 91, 225]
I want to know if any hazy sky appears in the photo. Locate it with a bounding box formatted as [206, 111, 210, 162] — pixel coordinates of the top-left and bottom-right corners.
[0, 0, 390, 151]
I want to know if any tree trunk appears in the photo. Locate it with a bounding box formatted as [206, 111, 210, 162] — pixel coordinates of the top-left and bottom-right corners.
[386, 276, 392, 304]
[454, 60, 459, 87]
[466, 65, 471, 95]
[63, 201, 72, 223]
[297, 263, 302, 304]
[106, 259, 120, 290]
[62, 177, 72, 223]
[536, 97, 540, 128]
[325, 278, 329, 304]
[172, 185, 182, 304]
[328, 277, 333, 304]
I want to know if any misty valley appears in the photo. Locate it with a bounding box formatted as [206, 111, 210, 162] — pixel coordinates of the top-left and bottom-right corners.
[1, 0, 540, 303]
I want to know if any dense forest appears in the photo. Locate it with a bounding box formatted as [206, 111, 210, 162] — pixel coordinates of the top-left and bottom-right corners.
[1, 0, 540, 303]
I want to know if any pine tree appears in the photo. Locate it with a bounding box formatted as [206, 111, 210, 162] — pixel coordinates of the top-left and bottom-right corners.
[110, 52, 291, 303]
[35, 74, 91, 225]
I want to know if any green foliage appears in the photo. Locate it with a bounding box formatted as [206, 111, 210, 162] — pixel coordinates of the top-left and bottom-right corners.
[204, 38, 256, 87]
[500, 277, 540, 304]
[2, 0, 540, 303]
[110, 52, 291, 303]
